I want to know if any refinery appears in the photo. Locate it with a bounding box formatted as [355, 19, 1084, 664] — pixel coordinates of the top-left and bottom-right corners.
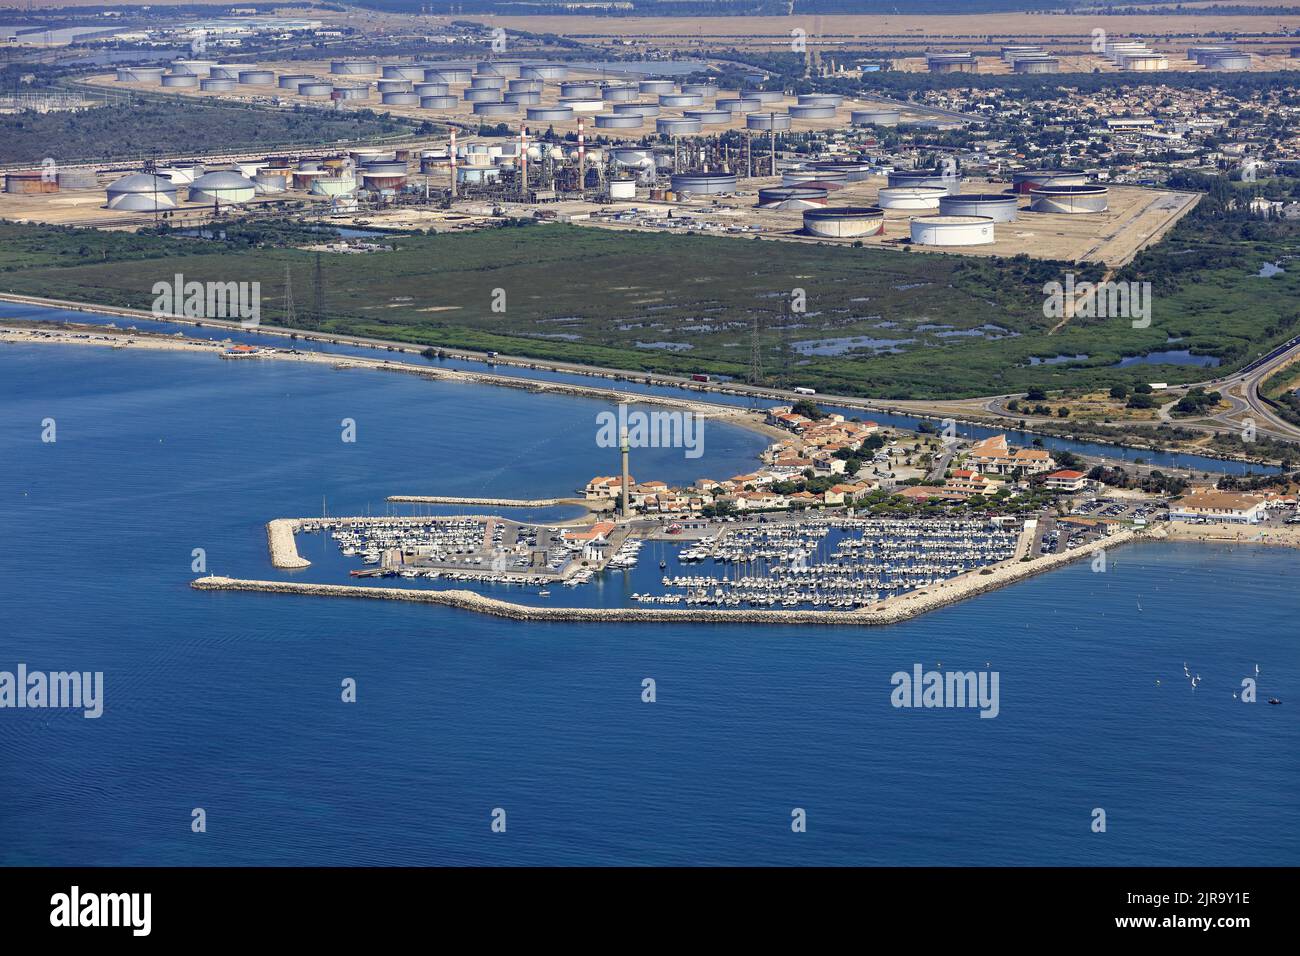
[0, 55, 1196, 264]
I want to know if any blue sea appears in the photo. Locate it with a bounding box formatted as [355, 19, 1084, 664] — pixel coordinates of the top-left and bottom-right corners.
[1, 339, 1297, 866]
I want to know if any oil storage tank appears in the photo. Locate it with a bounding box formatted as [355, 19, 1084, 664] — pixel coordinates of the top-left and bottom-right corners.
[278, 74, 314, 89]
[888, 168, 960, 194]
[188, 171, 256, 205]
[238, 70, 275, 86]
[105, 173, 177, 210]
[740, 90, 784, 104]
[671, 171, 738, 195]
[1011, 168, 1088, 194]
[790, 104, 836, 119]
[332, 60, 378, 75]
[297, 82, 333, 98]
[803, 206, 886, 238]
[658, 118, 702, 136]
[939, 192, 1019, 222]
[910, 215, 995, 246]
[527, 106, 574, 122]
[1029, 184, 1109, 213]
[747, 112, 792, 131]
[161, 74, 198, 88]
[383, 64, 427, 81]
[638, 79, 675, 95]
[5, 171, 58, 194]
[614, 102, 659, 116]
[757, 186, 828, 210]
[522, 64, 568, 81]
[595, 113, 643, 129]
[427, 67, 472, 84]
[876, 186, 946, 210]
[116, 67, 165, 83]
[851, 109, 900, 126]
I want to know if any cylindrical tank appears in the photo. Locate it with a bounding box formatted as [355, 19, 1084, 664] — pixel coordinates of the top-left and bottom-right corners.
[508, 78, 543, 93]
[105, 173, 177, 210]
[747, 112, 791, 131]
[803, 206, 886, 238]
[603, 85, 639, 102]
[888, 169, 961, 194]
[757, 186, 828, 209]
[333, 85, 369, 101]
[473, 101, 518, 116]
[851, 109, 900, 126]
[526, 106, 575, 122]
[613, 102, 659, 116]
[503, 91, 540, 105]
[790, 104, 837, 119]
[309, 176, 357, 197]
[169, 59, 215, 76]
[910, 215, 995, 245]
[426, 67, 472, 84]
[382, 91, 420, 106]
[188, 171, 256, 205]
[4, 171, 58, 194]
[671, 171, 737, 195]
[477, 60, 522, 77]
[464, 87, 501, 102]
[809, 160, 873, 182]
[278, 74, 314, 89]
[297, 82, 333, 98]
[660, 93, 703, 107]
[716, 98, 760, 113]
[939, 192, 1019, 222]
[638, 80, 675, 95]
[680, 83, 718, 97]
[521, 64, 568, 81]
[238, 70, 275, 86]
[876, 186, 947, 210]
[684, 109, 731, 125]
[161, 74, 199, 88]
[1011, 168, 1087, 194]
[414, 82, 449, 96]
[377, 80, 412, 93]
[784, 168, 847, 187]
[116, 67, 166, 82]
[200, 78, 235, 92]
[927, 53, 977, 74]
[798, 93, 843, 107]
[561, 82, 601, 98]
[609, 178, 637, 200]
[658, 118, 702, 136]
[56, 168, 98, 190]
[383, 64, 427, 81]
[559, 98, 603, 112]
[1201, 52, 1252, 71]
[470, 75, 506, 90]
[1029, 184, 1109, 213]
[253, 171, 289, 194]
[1014, 58, 1060, 74]
[595, 113, 644, 129]
[740, 90, 784, 103]
[208, 65, 240, 80]
[332, 60, 378, 75]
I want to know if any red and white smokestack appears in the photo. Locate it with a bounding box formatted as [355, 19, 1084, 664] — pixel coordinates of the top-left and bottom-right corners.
[519, 126, 528, 197]
[577, 116, 585, 190]
[449, 127, 457, 198]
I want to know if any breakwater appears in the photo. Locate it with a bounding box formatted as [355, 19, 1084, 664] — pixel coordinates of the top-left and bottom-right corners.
[386, 495, 593, 508]
[196, 526, 1146, 625]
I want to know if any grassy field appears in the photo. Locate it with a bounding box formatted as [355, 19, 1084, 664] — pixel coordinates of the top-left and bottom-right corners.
[1, 210, 1297, 400]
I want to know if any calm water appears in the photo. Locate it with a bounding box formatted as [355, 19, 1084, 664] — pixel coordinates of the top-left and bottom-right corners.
[2, 345, 1297, 867]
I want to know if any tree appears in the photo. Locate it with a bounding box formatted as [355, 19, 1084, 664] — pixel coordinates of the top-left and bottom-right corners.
[1109, 384, 1129, 399]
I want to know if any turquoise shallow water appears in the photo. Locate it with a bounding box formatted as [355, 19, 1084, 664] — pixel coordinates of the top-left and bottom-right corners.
[0, 343, 1297, 866]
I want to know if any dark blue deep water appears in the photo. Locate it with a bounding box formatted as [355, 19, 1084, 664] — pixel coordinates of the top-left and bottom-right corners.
[1, 343, 1297, 866]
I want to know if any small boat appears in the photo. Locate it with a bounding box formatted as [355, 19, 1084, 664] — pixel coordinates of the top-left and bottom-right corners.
[1268, 698, 1282, 705]
[659, 560, 667, 570]
[538, 589, 550, 597]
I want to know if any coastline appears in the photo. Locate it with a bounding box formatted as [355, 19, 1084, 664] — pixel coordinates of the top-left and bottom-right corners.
[0, 290, 1280, 468]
